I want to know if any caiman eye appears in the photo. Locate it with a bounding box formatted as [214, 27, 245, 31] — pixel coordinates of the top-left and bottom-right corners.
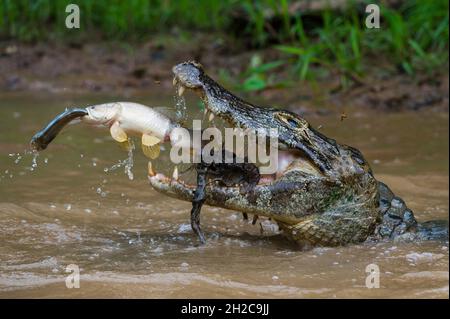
[287, 118, 298, 127]
[275, 112, 308, 130]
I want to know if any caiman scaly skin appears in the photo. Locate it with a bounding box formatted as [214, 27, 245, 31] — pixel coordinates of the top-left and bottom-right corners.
[149, 61, 448, 247]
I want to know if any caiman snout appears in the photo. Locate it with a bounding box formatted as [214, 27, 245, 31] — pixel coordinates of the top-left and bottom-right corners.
[172, 61, 204, 90]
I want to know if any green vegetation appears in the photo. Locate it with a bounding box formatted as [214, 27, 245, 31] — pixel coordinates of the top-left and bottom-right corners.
[219, 55, 292, 92]
[249, 0, 448, 87]
[0, 0, 237, 40]
[1, 0, 448, 87]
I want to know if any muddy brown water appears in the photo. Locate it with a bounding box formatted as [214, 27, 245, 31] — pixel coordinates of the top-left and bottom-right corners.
[0, 92, 448, 298]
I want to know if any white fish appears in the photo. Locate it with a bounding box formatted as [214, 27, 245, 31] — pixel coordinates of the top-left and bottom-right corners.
[31, 102, 180, 160]
[81, 102, 177, 159]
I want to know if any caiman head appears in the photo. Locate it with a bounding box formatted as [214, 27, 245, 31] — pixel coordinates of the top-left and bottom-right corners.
[171, 61, 372, 178]
[149, 61, 383, 247]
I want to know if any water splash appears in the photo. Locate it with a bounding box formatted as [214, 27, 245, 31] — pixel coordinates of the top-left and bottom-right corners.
[124, 141, 135, 180]
[96, 187, 108, 198]
[9, 152, 22, 164]
[174, 88, 187, 124]
[30, 151, 39, 171]
[103, 139, 135, 180]
[4, 150, 40, 179]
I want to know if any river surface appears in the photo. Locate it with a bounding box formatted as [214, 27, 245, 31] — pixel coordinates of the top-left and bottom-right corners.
[0, 92, 448, 298]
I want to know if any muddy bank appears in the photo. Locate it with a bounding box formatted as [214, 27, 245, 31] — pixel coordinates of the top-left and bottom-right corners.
[0, 37, 448, 113]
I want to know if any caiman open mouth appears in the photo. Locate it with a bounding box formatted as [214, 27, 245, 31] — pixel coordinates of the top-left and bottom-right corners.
[148, 61, 325, 193]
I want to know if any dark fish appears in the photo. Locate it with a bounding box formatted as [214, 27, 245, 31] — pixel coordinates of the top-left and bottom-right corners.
[30, 108, 88, 151]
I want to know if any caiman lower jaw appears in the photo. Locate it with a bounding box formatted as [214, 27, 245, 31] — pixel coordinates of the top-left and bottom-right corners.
[147, 161, 281, 199]
[148, 173, 195, 202]
[148, 173, 242, 210]
[147, 171, 293, 222]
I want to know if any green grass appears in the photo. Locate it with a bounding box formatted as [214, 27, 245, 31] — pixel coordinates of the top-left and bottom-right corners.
[0, 0, 238, 40]
[274, 0, 448, 84]
[0, 0, 448, 86]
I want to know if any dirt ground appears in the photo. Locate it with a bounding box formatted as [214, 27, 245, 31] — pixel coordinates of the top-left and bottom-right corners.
[0, 35, 448, 113]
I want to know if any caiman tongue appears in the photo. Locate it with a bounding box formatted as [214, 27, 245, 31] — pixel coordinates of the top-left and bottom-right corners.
[30, 108, 88, 151]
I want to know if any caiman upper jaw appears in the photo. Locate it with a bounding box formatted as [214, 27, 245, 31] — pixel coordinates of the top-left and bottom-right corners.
[172, 61, 339, 175]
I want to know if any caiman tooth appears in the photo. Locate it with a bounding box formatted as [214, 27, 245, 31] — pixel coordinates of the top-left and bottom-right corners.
[208, 112, 215, 122]
[252, 214, 259, 225]
[173, 77, 178, 86]
[148, 161, 155, 176]
[178, 85, 185, 96]
[172, 166, 179, 180]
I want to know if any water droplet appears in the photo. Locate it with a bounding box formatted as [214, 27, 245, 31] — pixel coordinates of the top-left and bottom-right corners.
[174, 88, 187, 123]
[103, 139, 135, 180]
[30, 151, 39, 171]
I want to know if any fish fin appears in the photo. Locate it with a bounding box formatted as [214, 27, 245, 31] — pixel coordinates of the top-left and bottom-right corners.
[110, 121, 128, 143]
[142, 134, 161, 159]
[142, 134, 161, 147]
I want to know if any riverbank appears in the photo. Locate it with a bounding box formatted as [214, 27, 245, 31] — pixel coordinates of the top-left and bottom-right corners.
[0, 37, 448, 114]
